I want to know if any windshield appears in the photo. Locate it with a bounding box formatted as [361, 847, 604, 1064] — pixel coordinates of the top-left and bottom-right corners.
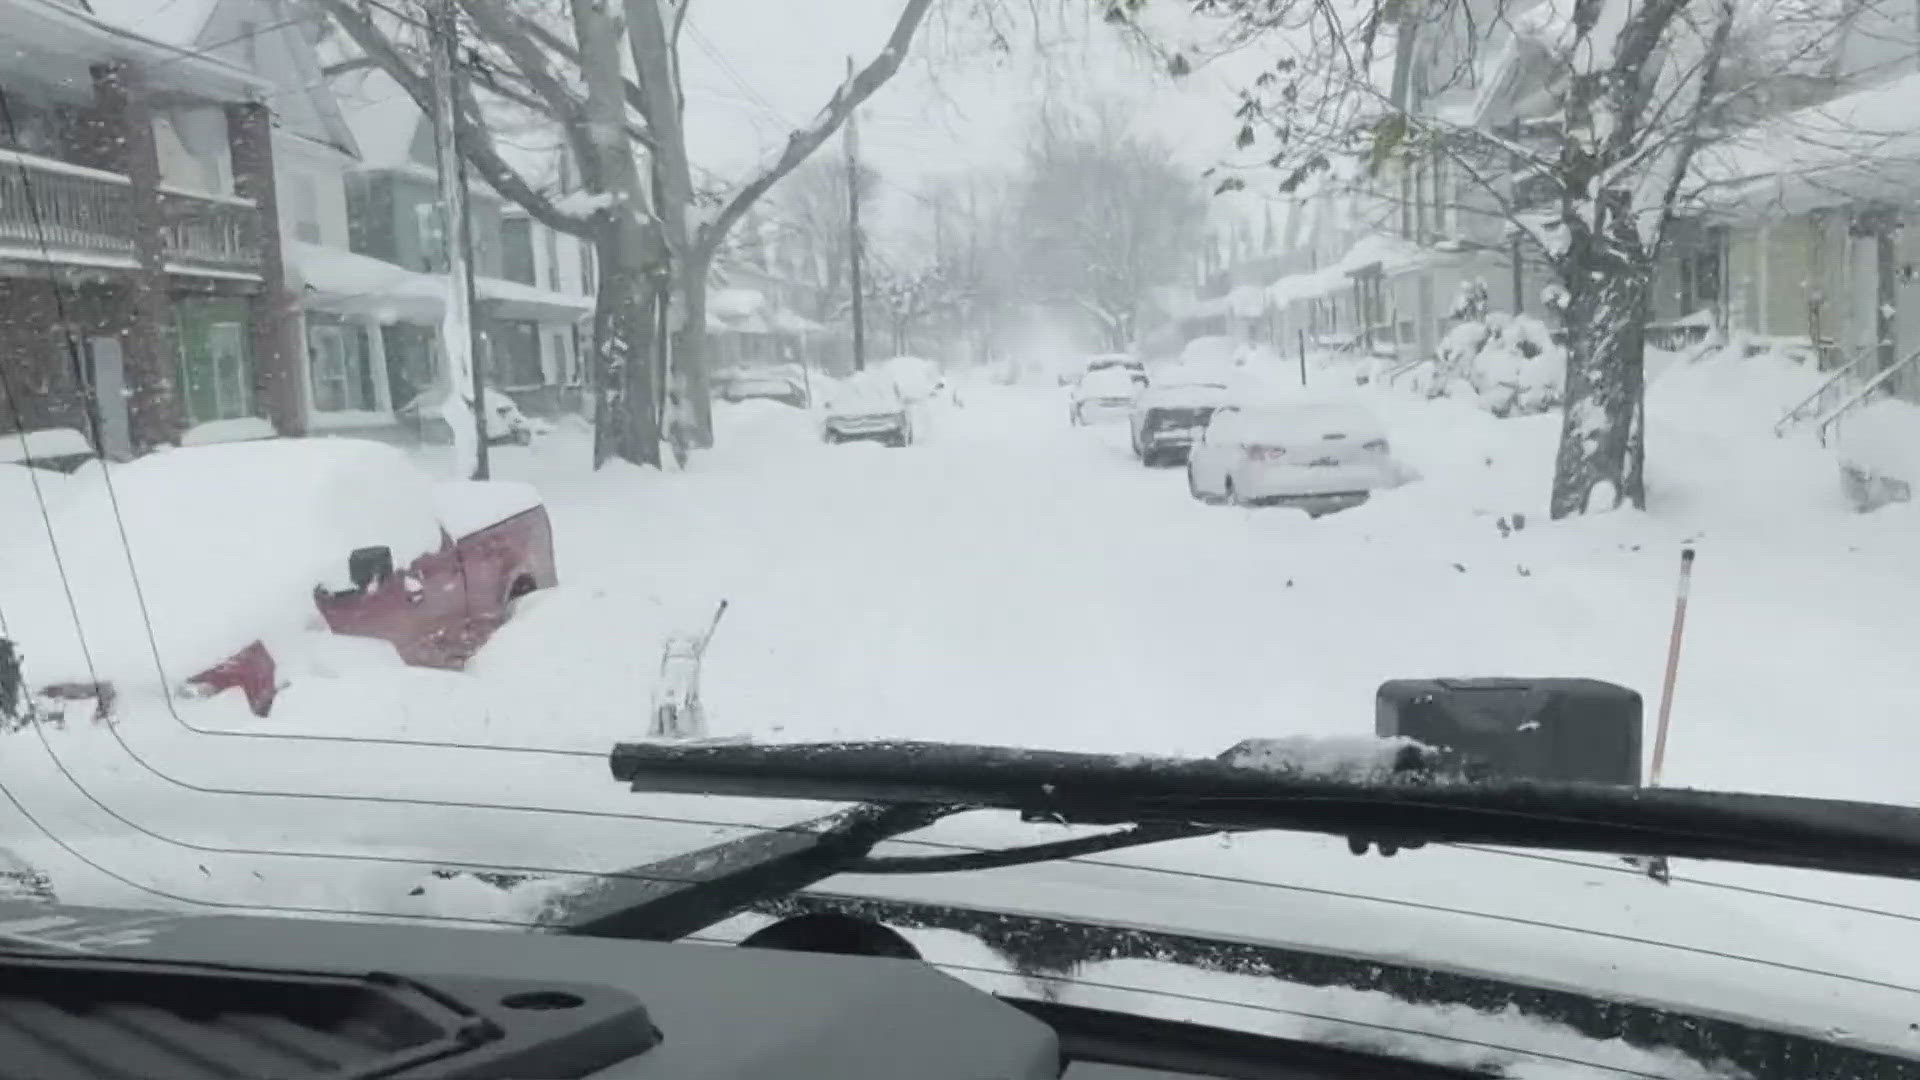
[3, 2, 1920, 1078]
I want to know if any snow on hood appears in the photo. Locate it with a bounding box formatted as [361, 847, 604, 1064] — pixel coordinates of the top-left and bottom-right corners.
[1139, 379, 1234, 411]
[807, 821, 1920, 1070]
[0, 439, 445, 691]
[430, 481, 543, 540]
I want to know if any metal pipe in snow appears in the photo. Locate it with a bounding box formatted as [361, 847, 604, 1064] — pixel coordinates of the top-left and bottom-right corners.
[1649, 547, 1696, 786]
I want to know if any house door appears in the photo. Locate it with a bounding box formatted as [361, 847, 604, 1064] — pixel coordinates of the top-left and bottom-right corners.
[85, 335, 131, 459]
[1851, 232, 1882, 361]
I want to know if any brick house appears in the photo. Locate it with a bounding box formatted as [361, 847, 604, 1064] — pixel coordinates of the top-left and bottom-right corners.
[0, 0, 296, 459]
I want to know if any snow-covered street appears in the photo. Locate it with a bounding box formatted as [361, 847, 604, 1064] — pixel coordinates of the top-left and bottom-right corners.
[6, 352, 1920, 1065]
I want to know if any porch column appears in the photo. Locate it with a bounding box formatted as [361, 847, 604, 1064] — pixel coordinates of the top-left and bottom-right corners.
[89, 62, 179, 451]
[228, 100, 303, 436]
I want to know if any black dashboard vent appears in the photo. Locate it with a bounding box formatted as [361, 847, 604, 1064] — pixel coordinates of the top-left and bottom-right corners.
[0, 950, 658, 1079]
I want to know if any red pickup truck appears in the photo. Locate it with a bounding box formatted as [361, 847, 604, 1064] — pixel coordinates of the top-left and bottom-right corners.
[2, 439, 557, 720]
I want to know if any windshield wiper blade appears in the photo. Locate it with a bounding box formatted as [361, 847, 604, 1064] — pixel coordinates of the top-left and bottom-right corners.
[609, 739, 1920, 882]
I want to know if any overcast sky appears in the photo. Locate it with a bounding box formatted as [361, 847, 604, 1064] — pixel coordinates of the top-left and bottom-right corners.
[674, 0, 1266, 235]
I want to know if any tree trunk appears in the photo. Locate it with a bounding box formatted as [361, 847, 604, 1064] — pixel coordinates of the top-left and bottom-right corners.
[571, 0, 662, 469]
[590, 230, 661, 468]
[625, 0, 713, 450]
[674, 265, 715, 448]
[1549, 251, 1650, 518]
[664, 248, 713, 450]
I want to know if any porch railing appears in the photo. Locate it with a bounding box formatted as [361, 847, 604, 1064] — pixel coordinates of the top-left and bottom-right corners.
[158, 188, 262, 272]
[0, 148, 261, 273]
[1813, 345, 1920, 448]
[1774, 344, 1872, 438]
[0, 148, 137, 260]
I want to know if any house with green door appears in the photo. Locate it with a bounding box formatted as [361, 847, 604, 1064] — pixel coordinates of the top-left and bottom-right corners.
[1, 0, 300, 458]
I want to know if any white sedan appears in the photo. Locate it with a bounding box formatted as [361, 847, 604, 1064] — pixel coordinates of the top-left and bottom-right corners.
[1185, 401, 1406, 514]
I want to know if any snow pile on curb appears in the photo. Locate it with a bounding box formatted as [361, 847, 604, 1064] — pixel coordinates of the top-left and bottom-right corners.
[0, 440, 445, 690]
[1432, 312, 1566, 417]
[1835, 397, 1920, 485]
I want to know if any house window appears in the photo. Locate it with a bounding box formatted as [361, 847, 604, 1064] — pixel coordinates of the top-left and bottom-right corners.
[501, 217, 535, 285]
[382, 323, 438, 409]
[488, 319, 543, 387]
[571, 324, 591, 385]
[176, 299, 253, 424]
[545, 227, 561, 291]
[293, 173, 322, 244]
[414, 202, 447, 272]
[307, 315, 377, 412]
[580, 242, 597, 295]
[548, 329, 571, 383]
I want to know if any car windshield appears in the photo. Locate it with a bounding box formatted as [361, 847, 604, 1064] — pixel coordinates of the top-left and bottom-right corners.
[3, 2, 1920, 1078]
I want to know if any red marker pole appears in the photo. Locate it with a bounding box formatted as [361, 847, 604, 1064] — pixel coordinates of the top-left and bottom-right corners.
[1648, 548, 1696, 787]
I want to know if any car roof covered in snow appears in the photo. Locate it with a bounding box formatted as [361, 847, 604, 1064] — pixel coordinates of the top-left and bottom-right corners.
[1212, 401, 1386, 443]
[1137, 375, 1233, 410]
[1076, 367, 1143, 395]
[825, 370, 903, 407]
[0, 439, 446, 692]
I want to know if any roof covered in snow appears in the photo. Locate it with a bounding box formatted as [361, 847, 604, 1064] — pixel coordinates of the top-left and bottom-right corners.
[290, 241, 447, 322]
[1690, 71, 1920, 217]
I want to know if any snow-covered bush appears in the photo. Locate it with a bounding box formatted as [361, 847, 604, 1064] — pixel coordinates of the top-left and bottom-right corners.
[1429, 280, 1566, 417]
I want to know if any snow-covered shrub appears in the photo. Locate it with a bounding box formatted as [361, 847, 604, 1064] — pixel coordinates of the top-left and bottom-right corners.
[1431, 280, 1566, 417]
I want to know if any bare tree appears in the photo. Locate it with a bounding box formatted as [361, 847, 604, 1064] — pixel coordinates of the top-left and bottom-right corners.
[1127, 0, 1818, 517]
[625, 0, 940, 448]
[769, 156, 881, 323]
[316, 0, 664, 467]
[315, 0, 939, 457]
[1010, 106, 1207, 351]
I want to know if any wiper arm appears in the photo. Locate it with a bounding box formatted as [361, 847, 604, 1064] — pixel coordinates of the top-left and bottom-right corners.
[609, 739, 1920, 882]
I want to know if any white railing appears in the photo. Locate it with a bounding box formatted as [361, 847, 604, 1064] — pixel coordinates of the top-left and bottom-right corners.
[1774, 344, 1872, 438]
[1814, 345, 1920, 448]
[0, 147, 260, 272]
[0, 147, 136, 259]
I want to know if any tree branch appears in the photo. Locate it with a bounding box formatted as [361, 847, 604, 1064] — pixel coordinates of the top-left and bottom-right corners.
[316, 0, 595, 237]
[517, 13, 661, 149]
[321, 56, 380, 78]
[699, 0, 939, 258]
[455, 0, 600, 187]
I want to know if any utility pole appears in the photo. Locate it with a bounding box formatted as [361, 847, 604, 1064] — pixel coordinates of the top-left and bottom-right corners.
[844, 56, 867, 373]
[426, 0, 488, 479]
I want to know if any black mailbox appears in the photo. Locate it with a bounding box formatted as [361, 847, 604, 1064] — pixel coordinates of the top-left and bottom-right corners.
[1376, 678, 1643, 786]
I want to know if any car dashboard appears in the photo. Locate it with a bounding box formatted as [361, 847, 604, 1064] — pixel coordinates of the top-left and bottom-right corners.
[0, 899, 1482, 1080]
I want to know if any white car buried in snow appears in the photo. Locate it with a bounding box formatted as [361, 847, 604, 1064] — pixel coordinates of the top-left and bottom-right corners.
[820, 372, 914, 447]
[1069, 366, 1144, 426]
[1186, 401, 1407, 514]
